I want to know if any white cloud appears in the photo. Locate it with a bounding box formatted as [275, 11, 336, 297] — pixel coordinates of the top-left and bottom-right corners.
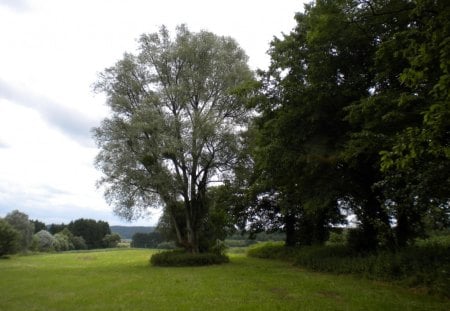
[0, 0, 29, 12]
[0, 0, 305, 226]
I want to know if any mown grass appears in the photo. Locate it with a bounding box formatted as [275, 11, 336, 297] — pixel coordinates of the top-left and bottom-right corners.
[0, 249, 448, 310]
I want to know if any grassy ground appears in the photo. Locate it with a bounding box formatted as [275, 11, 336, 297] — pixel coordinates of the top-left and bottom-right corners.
[0, 249, 448, 310]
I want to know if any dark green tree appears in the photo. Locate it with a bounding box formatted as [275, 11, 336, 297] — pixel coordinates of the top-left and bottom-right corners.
[103, 233, 121, 248]
[250, 0, 368, 246]
[0, 218, 20, 256]
[68, 219, 111, 249]
[31, 219, 46, 234]
[5, 210, 34, 252]
[48, 223, 67, 235]
[345, 0, 450, 245]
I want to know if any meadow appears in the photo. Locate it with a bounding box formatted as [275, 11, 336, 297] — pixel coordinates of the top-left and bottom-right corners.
[0, 249, 449, 311]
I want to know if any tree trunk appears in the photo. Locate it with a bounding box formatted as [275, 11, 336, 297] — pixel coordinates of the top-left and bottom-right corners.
[284, 213, 297, 247]
[185, 201, 200, 254]
[359, 192, 393, 250]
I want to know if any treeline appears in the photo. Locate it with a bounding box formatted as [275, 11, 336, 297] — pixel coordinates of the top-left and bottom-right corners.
[0, 210, 120, 256]
[130, 232, 165, 248]
[111, 226, 155, 240]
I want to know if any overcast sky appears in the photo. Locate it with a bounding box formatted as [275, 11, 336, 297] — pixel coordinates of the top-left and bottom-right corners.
[0, 0, 306, 226]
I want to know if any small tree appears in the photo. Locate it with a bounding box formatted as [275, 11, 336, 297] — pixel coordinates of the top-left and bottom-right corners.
[34, 230, 55, 252]
[71, 235, 87, 250]
[102, 233, 121, 248]
[31, 219, 46, 233]
[53, 233, 71, 251]
[0, 219, 20, 256]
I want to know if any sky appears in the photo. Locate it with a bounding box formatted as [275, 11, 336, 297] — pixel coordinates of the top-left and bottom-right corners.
[0, 0, 306, 226]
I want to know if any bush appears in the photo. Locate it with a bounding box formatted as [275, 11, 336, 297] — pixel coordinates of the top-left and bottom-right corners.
[0, 219, 20, 257]
[325, 231, 347, 246]
[53, 233, 71, 251]
[71, 235, 87, 250]
[103, 233, 121, 248]
[211, 239, 228, 256]
[247, 242, 296, 260]
[34, 230, 55, 252]
[150, 250, 229, 267]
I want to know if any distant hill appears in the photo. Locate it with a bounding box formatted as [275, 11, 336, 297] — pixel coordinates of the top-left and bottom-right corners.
[111, 226, 155, 239]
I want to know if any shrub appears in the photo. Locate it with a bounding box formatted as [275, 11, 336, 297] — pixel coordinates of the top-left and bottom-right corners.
[325, 231, 347, 246]
[53, 233, 71, 251]
[211, 239, 228, 256]
[34, 230, 55, 252]
[117, 241, 131, 248]
[247, 242, 296, 260]
[103, 233, 121, 248]
[150, 250, 229, 267]
[0, 219, 20, 257]
[71, 235, 87, 250]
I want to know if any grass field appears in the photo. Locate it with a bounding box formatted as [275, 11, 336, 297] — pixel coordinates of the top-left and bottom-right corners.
[0, 249, 448, 310]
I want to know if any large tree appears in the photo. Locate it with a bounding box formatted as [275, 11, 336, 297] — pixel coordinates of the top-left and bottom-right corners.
[94, 25, 253, 253]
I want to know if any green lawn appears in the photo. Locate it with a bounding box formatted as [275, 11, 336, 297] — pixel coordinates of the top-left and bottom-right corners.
[0, 249, 448, 310]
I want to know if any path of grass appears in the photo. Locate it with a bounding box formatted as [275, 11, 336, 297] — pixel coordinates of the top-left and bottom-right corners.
[0, 249, 448, 310]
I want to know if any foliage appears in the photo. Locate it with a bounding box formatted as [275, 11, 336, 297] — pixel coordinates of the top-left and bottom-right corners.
[344, 0, 450, 246]
[102, 233, 121, 248]
[244, 0, 450, 250]
[68, 219, 111, 249]
[93, 24, 253, 253]
[33, 230, 55, 252]
[30, 220, 46, 234]
[4, 210, 34, 252]
[53, 233, 71, 251]
[70, 235, 87, 250]
[110, 226, 155, 239]
[150, 250, 229, 266]
[246, 242, 296, 260]
[210, 239, 228, 256]
[48, 223, 67, 235]
[0, 218, 20, 257]
[131, 231, 164, 248]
